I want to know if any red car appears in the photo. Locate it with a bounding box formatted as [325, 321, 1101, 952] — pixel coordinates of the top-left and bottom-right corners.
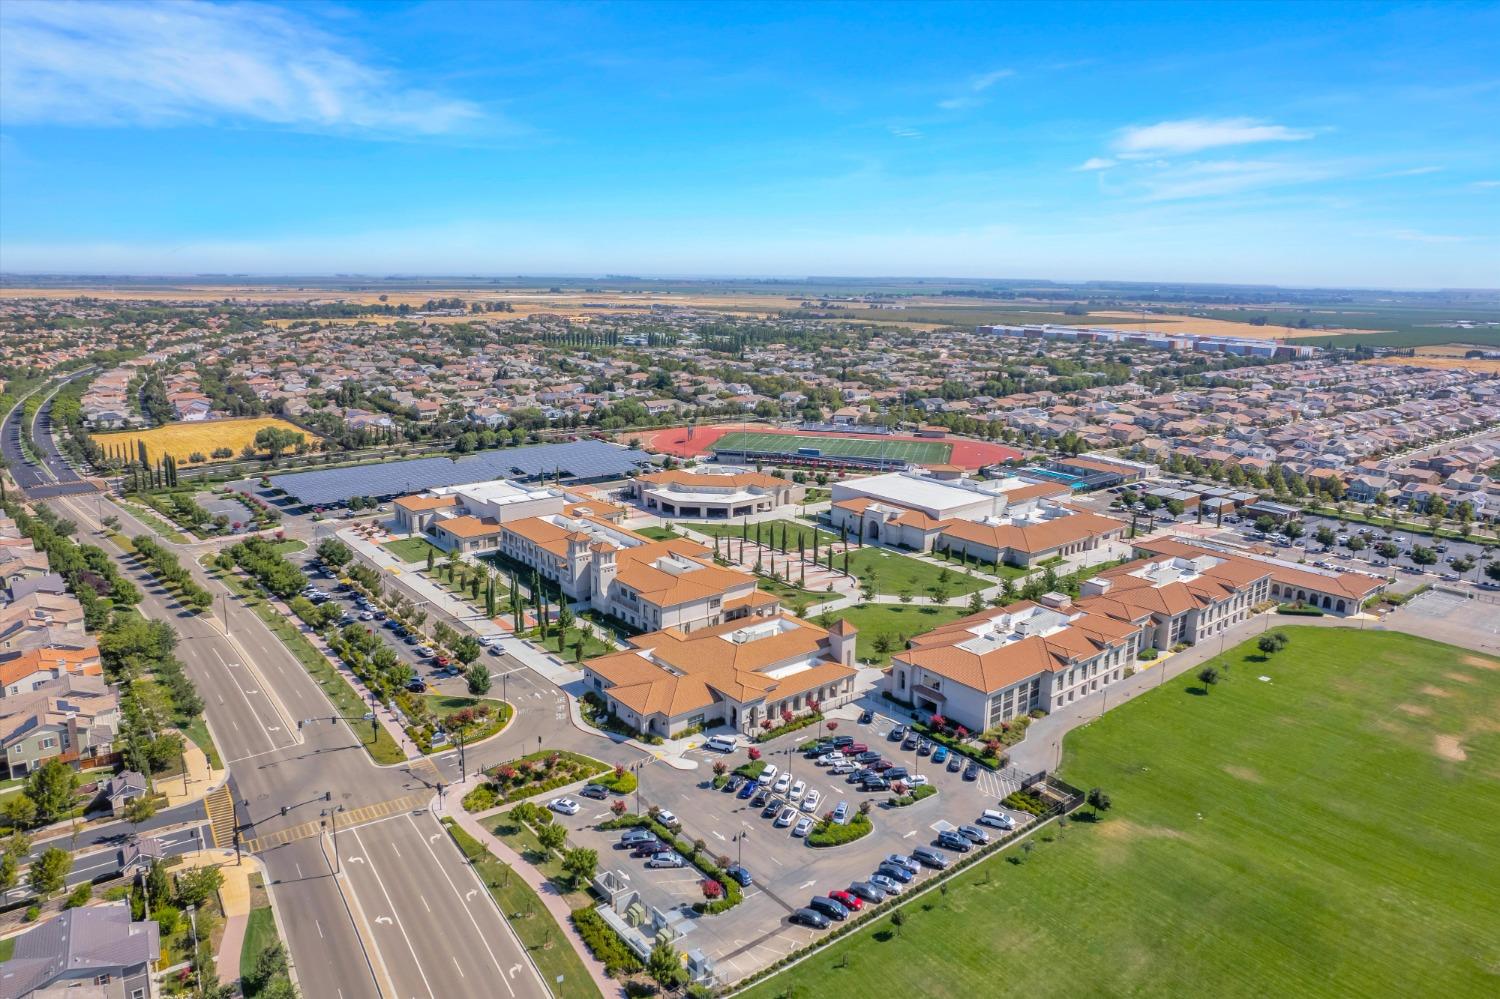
[828, 889, 863, 911]
[849, 743, 868, 754]
[434, 654, 452, 667]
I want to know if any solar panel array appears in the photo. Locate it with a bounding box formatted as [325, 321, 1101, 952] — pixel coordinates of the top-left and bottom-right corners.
[267, 439, 652, 506]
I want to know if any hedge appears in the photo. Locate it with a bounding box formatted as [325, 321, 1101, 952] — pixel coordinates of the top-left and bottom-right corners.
[753, 712, 823, 743]
[571, 906, 642, 978]
[1276, 603, 1325, 616]
[806, 812, 873, 847]
[599, 813, 744, 914]
[733, 760, 768, 780]
[1002, 788, 1048, 816]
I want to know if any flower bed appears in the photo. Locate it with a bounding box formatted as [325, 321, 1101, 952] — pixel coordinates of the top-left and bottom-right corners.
[1276, 602, 1326, 616]
[907, 714, 1012, 767]
[462, 749, 609, 811]
[887, 784, 938, 808]
[753, 711, 823, 743]
[806, 812, 873, 847]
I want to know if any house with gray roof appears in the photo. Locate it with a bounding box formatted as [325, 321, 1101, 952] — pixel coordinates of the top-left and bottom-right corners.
[0, 902, 159, 999]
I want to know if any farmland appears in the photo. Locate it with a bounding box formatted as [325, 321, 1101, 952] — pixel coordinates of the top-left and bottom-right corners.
[91, 416, 320, 465]
[745, 628, 1500, 999]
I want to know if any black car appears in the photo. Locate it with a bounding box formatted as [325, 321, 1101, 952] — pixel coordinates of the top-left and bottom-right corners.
[889, 725, 907, 741]
[752, 790, 769, 808]
[937, 831, 972, 853]
[580, 784, 609, 800]
[855, 751, 881, 763]
[791, 908, 830, 929]
[761, 799, 782, 818]
[848, 881, 886, 903]
[405, 678, 427, 693]
[917, 740, 933, 757]
[859, 776, 890, 791]
[963, 763, 980, 781]
[902, 734, 920, 751]
[912, 846, 949, 869]
[723, 775, 745, 793]
[632, 843, 669, 858]
[807, 896, 850, 921]
[947, 753, 964, 772]
[885, 767, 910, 781]
[859, 709, 874, 724]
[831, 735, 854, 749]
[876, 863, 914, 884]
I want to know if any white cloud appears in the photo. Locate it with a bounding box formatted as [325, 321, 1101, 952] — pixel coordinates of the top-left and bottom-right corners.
[1377, 166, 1442, 178]
[1470, 179, 1500, 189]
[888, 125, 923, 139]
[937, 67, 1013, 109]
[1077, 157, 1116, 171]
[0, 0, 484, 136]
[1132, 159, 1333, 201]
[1113, 117, 1314, 157]
[970, 69, 1015, 92]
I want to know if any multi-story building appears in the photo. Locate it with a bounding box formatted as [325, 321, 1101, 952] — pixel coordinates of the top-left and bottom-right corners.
[886, 548, 1271, 729]
[1, 644, 102, 699]
[582, 613, 858, 738]
[0, 674, 120, 777]
[628, 467, 803, 518]
[0, 901, 160, 999]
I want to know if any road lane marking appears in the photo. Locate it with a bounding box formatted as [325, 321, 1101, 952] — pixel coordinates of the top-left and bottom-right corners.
[315, 919, 324, 939]
[348, 824, 435, 999]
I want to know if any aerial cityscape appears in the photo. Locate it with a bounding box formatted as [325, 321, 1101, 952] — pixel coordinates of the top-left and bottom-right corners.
[1, 2, 1497, 999]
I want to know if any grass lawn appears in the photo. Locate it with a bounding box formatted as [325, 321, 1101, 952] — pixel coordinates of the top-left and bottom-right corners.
[753, 575, 836, 615]
[179, 715, 223, 769]
[382, 535, 444, 563]
[443, 820, 601, 999]
[424, 694, 512, 741]
[744, 628, 1500, 999]
[488, 814, 591, 907]
[535, 624, 616, 661]
[691, 520, 988, 597]
[0, 935, 12, 962]
[271, 539, 306, 555]
[206, 560, 405, 765]
[238, 905, 279, 988]
[816, 603, 970, 665]
[632, 525, 679, 541]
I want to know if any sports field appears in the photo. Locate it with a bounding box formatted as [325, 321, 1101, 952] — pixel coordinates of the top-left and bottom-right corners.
[712, 430, 952, 464]
[745, 627, 1500, 999]
[91, 416, 317, 465]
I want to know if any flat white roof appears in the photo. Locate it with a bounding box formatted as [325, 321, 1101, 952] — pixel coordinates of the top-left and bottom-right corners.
[833, 472, 1004, 520]
[437, 479, 558, 506]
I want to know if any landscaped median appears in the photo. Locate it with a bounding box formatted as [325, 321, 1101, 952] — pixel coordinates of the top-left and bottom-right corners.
[441, 818, 603, 998]
[806, 809, 873, 847]
[598, 812, 745, 915]
[461, 749, 612, 812]
[201, 556, 405, 765]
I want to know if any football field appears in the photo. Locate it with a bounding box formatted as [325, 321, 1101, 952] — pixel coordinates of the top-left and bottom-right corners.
[711, 430, 952, 464]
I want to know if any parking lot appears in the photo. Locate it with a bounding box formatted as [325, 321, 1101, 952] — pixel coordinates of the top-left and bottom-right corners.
[542, 704, 1038, 981]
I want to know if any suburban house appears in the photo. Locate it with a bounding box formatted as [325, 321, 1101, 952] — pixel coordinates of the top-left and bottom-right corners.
[498, 514, 770, 634]
[0, 902, 160, 999]
[885, 548, 1271, 728]
[582, 613, 858, 738]
[0, 674, 121, 777]
[1, 644, 103, 698]
[628, 467, 803, 518]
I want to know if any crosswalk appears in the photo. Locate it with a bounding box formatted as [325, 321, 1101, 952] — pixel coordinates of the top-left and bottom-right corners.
[243, 792, 433, 853]
[204, 785, 237, 849]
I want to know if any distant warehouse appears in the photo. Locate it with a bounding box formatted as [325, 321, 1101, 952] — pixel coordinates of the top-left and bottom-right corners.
[267, 439, 652, 507]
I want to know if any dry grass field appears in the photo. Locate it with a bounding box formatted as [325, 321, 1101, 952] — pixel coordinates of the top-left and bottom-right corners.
[1360, 355, 1500, 374]
[1081, 310, 1381, 339]
[91, 416, 319, 465]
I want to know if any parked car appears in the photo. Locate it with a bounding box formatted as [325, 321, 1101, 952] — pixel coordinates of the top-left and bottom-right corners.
[885, 767, 910, 781]
[937, 830, 973, 852]
[816, 751, 845, 766]
[828, 889, 863, 911]
[752, 790, 769, 808]
[761, 798, 781, 819]
[775, 807, 797, 827]
[725, 865, 753, 887]
[632, 841, 669, 857]
[723, 775, 745, 794]
[947, 753, 964, 773]
[792, 817, 813, 837]
[831, 801, 849, 824]
[405, 678, 427, 693]
[859, 709, 874, 724]
[875, 863, 913, 885]
[772, 773, 792, 795]
[848, 742, 868, 754]
[902, 734, 919, 750]
[848, 881, 885, 903]
[580, 784, 609, 800]
[859, 776, 889, 791]
[831, 735, 854, 749]
[869, 873, 904, 895]
[737, 779, 758, 800]
[978, 809, 1016, 830]
[656, 810, 681, 829]
[931, 746, 949, 764]
[884, 853, 920, 874]
[957, 824, 990, 844]
[548, 797, 579, 815]
[791, 908, 830, 929]
[962, 763, 980, 781]
[854, 751, 881, 763]
[807, 896, 850, 921]
[647, 852, 686, 869]
[619, 829, 656, 846]
[788, 779, 806, 802]
[801, 789, 822, 812]
[890, 725, 907, 741]
[830, 762, 858, 775]
[870, 758, 895, 772]
[912, 846, 949, 869]
[917, 740, 933, 757]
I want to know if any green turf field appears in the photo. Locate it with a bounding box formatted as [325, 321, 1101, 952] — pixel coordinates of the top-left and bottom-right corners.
[712, 431, 952, 464]
[744, 627, 1500, 999]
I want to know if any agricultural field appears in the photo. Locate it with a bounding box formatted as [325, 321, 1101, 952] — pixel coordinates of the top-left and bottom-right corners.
[91, 416, 319, 465]
[746, 628, 1500, 999]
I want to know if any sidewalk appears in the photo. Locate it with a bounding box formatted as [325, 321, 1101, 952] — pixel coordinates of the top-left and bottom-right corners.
[438, 782, 623, 999]
[159, 739, 224, 809]
[170, 847, 262, 986]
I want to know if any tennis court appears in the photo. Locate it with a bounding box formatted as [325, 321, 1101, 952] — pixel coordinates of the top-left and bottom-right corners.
[712, 431, 952, 464]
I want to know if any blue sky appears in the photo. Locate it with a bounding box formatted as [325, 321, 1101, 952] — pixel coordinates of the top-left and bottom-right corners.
[1, 0, 1497, 287]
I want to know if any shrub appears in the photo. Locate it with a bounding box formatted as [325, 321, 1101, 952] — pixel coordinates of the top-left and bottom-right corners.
[753, 712, 823, 743]
[887, 784, 939, 808]
[571, 906, 643, 977]
[806, 812, 873, 847]
[461, 784, 497, 813]
[1002, 788, 1048, 816]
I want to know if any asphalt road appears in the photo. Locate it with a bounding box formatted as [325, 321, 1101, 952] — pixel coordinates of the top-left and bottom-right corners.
[1, 822, 211, 907]
[2, 368, 99, 497]
[47, 492, 551, 999]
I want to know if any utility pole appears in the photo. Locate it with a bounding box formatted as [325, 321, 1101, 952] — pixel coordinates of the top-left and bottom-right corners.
[322, 804, 345, 874]
[188, 904, 202, 999]
[221, 592, 230, 636]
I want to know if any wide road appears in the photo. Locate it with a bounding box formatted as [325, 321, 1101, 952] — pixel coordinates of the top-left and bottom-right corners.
[47, 492, 549, 999]
[1, 367, 95, 492]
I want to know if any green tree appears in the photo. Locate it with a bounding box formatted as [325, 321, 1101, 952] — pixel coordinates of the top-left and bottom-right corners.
[316, 538, 353, 568]
[1197, 665, 1220, 693]
[2, 792, 38, 829]
[453, 635, 482, 666]
[29, 846, 71, 899]
[465, 662, 492, 696]
[561, 847, 598, 886]
[174, 865, 224, 908]
[537, 822, 567, 852]
[647, 941, 684, 989]
[124, 795, 157, 837]
[1087, 787, 1112, 819]
[26, 759, 78, 824]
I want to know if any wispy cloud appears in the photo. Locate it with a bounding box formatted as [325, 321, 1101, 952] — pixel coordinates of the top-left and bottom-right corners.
[888, 125, 923, 140]
[937, 67, 1013, 109]
[0, 0, 486, 136]
[1377, 166, 1443, 178]
[1471, 179, 1500, 189]
[1132, 159, 1334, 202]
[1113, 117, 1315, 157]
[1077, 157, 1117, 171]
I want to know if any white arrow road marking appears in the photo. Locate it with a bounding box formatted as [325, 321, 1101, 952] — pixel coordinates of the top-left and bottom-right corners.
[429, 833, 441, 843]
[711, 831, 725, 841]
[267, 726, 281, 732]
[348, 856, 366, 864]
[465, 889, 477, 901]
[375, 916, 393, 925]
[798, 879, 816, 889]
[508, 964, 522, 979]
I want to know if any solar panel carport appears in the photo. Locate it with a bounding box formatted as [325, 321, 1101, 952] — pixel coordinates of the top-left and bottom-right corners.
[266, 439, 652, 507]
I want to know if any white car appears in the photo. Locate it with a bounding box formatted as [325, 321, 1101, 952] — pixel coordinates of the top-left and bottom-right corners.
[656, 810, 681, 829]
[978, 809, 1016, 831]
[801, 789, 821, 813]
[869, 873, 903, 895]
[548, 797, 579, 816]
[757, 763, 778, 785]
[792, 817, 813, 837]
[788, 779, 806, 802]
[817, 751, 845, 766]
[479, 635, 503, 649]
[646, 852, 685, 869]
[772, 773, 792, 795]
[775, 807, 796, 828]
[907, 774, 930, 787]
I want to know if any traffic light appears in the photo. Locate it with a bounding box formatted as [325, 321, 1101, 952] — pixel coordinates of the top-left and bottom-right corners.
[280, 805, 288, 817]
[325, 791, 333, 802]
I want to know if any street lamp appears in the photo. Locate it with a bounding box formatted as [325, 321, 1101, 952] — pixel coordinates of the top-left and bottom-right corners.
[187, 904, 202, 999]
[322, 804, 346, 874]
